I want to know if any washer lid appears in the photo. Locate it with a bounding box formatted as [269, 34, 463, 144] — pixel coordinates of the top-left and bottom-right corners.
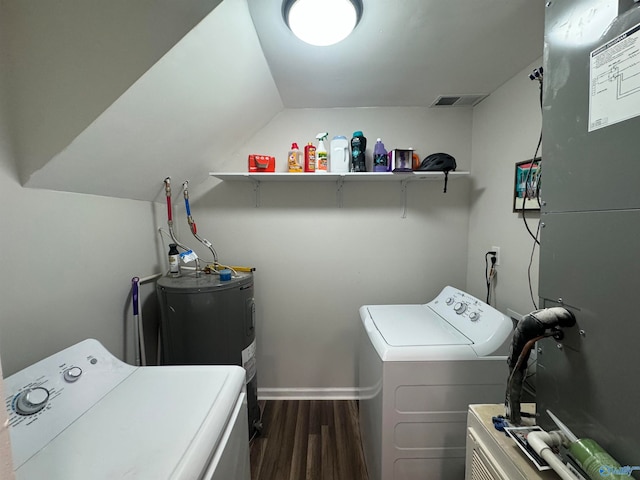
[367, 305, 472, 346]
[14, 366, 245, 480]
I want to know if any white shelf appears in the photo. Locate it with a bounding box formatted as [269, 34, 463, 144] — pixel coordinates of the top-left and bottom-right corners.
[209, 171, 468, 182]
[208, 171, 469, 217]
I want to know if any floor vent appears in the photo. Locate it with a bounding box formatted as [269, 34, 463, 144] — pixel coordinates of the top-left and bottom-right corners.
[431, 94, 488, 107]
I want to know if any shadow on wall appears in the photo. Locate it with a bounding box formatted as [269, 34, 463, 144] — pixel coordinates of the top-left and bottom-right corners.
[192, 177, 471, 214]
[469, 184, 487, 207]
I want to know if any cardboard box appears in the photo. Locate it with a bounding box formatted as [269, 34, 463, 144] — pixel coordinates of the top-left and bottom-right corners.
[248, 154, 275, 172]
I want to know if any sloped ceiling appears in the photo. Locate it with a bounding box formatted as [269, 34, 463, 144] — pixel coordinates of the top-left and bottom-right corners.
[2, 0, 224, 186]
[248, 0, 545, 108]
[20, 0, 283, 202]
[1, 0, 544, 201]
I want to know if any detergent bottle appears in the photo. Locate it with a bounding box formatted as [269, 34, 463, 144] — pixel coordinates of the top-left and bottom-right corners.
[373, 138, 389, 172]
[351, 131, 367, 172]
[168, 243, 181, 277]
[315, 132, 329, 173]
[288, 142, 303, 172]
[330, 135, 349, 173]
[304, 142, 316, 172]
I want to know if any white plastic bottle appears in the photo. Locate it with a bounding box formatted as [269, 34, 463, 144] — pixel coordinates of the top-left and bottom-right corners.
[330, 135, 349, 173]
[316, 132, 329, 173]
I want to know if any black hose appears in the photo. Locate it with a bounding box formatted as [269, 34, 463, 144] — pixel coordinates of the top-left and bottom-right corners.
[505, 307, 576, 424]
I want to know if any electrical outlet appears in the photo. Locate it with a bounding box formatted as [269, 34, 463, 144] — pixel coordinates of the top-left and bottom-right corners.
[491, 246, 500, 266]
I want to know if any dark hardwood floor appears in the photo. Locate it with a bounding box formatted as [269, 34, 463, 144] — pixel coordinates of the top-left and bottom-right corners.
[250, 400, 369, 480]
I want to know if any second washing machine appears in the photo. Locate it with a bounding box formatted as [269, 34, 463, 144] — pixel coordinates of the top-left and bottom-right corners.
[358, 285, 513, 480]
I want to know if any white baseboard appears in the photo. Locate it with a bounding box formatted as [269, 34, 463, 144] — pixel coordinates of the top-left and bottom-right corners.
[507, 308, 524, 322]
[257, 387, 359, 400]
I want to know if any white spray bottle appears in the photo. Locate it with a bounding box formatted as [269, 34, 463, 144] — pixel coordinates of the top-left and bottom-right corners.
[315, 132, 329, 173]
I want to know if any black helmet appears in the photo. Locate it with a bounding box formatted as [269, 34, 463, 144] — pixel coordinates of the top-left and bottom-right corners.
[418, 153, 457, 172]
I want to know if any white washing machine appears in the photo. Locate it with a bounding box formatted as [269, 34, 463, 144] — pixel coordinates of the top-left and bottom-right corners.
[3, 339, 251, 480]
[358, 286, 513, 480]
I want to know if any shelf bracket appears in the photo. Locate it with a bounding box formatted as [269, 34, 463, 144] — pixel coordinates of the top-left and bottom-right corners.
[336, 176, 345, 208]
[251, 179, 261, 208]
[401, 179, 409, 218]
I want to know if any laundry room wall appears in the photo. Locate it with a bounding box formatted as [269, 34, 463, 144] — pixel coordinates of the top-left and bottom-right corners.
[0, 357, 13, 477]
[187, 106, 473, 397]
[0, 66, 165, 376]
[466, 59, 544, 318]
[3, 0, 222, 186]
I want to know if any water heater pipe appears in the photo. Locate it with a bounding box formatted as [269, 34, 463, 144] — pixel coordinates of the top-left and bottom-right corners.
[527, 431, 576, 480]
[164, 179, 173, 222]
[164, 177, 181, 246]
[163, 177, 201, 275]
[182, 181, 219, 265]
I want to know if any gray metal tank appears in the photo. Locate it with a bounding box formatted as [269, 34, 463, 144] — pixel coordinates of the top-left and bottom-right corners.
[156, 271, 259, 436]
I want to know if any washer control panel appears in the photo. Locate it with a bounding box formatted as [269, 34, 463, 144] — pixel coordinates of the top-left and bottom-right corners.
[13, 387, 50, 416]
[429, 286, 512, 356]
[438, 289, 488, 325]
[3, 339, 136, 469]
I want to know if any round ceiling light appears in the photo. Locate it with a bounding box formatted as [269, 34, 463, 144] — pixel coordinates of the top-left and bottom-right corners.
[283, 0, 363, 47]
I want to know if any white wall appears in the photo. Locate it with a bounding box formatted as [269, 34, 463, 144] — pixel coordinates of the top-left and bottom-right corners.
[466, 59, 544, 317]
[0, 58, 545, 397]
[0, 154, 165, 376]
[188, 107, 473, 396]
[6, 0, 282, 201]
[0, 8, 543, 401]
[0, 358, 14, 478]
[0, 62, 164, 377]
[2, 0, 221, 184]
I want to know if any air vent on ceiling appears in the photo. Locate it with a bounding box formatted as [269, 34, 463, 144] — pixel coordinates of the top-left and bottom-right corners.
[430, 94, 488, 108]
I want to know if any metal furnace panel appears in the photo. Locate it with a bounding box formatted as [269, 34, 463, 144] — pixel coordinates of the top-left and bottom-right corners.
[538, 209, 640, 467]
[542, 0, 640, 213]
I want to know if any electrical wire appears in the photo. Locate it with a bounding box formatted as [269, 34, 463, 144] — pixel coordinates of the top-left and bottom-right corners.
[524, 358, 537, 395]
[158, 230, 240, 277]
[522, 67, 545, 309]
[520, 67, 544, 246]
[182, 181, 219, 266]
[248, 403, 265, 445]
[528, 221, 541, 310]
[508, 333, 547, 386]
[485, 252, 497, 305]
[520, 147, 541, 246]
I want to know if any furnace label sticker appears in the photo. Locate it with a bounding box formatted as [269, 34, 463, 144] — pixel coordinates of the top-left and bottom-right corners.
[589, 22, 640, 132]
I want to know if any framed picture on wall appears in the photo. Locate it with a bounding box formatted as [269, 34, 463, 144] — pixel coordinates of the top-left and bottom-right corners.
[513, 158, 541, 212]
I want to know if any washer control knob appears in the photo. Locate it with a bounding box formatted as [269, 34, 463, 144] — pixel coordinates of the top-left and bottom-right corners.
[469, 311, 480, 322]
[14, 387, 50, 415]
[63, 366, 83, 383]
[454, 302, 467, 314]
[445, 297, 454, 306]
